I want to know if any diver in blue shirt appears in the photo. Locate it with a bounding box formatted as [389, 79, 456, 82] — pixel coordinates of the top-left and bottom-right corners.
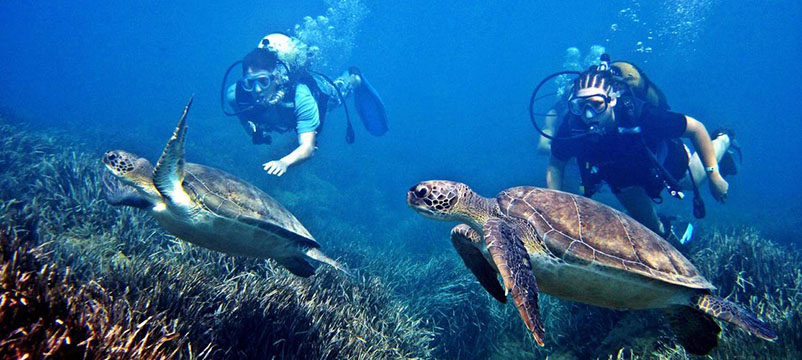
[223, 33, 388, 177]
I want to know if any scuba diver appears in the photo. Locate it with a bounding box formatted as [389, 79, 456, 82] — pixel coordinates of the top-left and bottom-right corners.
[536, 58, 670, 155]
[222, 33, 388, 177]
[534, 54, 741, 242]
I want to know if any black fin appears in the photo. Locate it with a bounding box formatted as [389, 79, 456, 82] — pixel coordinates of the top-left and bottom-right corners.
[101, 170, 151, 209]
[276, 256, 316, 277]
[664, 306, 720, 355]
[719, 144, 741, 176]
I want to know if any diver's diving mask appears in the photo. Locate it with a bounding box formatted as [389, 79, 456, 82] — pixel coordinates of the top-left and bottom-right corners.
[239, 72, 275, 93]
[568, 93, 612, 118]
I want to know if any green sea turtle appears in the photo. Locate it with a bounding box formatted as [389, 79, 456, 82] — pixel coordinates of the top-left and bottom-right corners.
[101, 97, 347, 277]
[407, 180, 776, 354]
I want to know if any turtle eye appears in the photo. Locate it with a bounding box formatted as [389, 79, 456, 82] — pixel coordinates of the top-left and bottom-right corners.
[414, 186, 429, 199]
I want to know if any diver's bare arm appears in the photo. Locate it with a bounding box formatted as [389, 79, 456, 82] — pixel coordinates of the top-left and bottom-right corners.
[546, 156, 567, 190]
[280, 131, 317, 166]
[537, 108, 558, 155]
[683, 116, 718, 176]
[684, 116, 728, 201]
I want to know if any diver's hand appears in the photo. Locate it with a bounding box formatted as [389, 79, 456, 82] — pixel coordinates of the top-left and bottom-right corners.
[708, 172, 729, 203]
[263, 160, 289, 177]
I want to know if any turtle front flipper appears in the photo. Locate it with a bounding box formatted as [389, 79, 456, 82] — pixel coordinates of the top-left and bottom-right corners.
[153, 96, 193, 205]
[102, 170, 152, 209]
[483, 218, 545, 346]
[693, 293, 778, 341]
[450, 224, 505, 303]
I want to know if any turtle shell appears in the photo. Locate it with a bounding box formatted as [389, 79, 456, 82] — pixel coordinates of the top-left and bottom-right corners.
[496, 186, 713, 290]
[181, 163, 319, 249]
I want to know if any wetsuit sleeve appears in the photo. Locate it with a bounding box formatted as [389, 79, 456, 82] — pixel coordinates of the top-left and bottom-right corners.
[639, 103, 687, 138]
[550, 116, 580, 162]
[294, 84, 320, 134]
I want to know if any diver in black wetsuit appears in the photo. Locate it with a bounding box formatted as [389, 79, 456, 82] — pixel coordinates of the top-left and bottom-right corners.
[544, 57, 739, 240]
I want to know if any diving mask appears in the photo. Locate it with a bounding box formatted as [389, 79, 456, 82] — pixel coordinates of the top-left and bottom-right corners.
[568, 94, 611, 118]
[240, 72, 275, 92]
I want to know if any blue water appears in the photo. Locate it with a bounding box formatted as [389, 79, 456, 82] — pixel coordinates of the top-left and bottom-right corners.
[1, 0, 801, 355]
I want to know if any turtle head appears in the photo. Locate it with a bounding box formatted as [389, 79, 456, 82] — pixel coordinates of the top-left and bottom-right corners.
[407, 180, 476, 221]
[102, 150, 158, 200]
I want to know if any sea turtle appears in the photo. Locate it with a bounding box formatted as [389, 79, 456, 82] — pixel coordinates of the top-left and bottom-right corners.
[407, 180, 776, 355]
[101, 97, 347, 277]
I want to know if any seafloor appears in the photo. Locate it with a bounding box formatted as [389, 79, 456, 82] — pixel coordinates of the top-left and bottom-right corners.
[0, 111, 799, 359]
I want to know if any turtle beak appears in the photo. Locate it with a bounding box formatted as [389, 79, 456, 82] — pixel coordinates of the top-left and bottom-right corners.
[406, 186, 428, 211]
[102, 151, 114, 167]
[406, 187, 422, 208]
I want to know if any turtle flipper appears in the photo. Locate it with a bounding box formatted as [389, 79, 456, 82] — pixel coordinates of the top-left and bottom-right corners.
[483, 218, 545, 346]
[305, 248, 353, 278]
[663, 306, 721, 355]
[450, 224, 506, 303]
[153, 96, 192, 203]
[693, 293, 778, 341]
[102, 170, 151, 209]
[275, 256, 316, 277]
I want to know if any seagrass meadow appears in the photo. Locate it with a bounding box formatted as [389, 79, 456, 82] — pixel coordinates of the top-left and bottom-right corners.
[1, 111, 800, 359]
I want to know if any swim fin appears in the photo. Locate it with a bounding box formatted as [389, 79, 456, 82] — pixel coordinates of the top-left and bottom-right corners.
[719, 140, 741, 177]
[678, 222, 694, 245]
[350, 67, 388, 136]
[659, 214, 694, 245]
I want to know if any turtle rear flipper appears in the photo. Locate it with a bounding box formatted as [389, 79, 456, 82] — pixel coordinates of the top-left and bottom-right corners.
[275, 256, 316, 277]
[277, 249, 351, 278]
[483, 218, 545, 346]
[450, 224, 505, 303]
[664, 306, 720, 355]
[693, 294, 778, 341]
[305, 248, 353, 278]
